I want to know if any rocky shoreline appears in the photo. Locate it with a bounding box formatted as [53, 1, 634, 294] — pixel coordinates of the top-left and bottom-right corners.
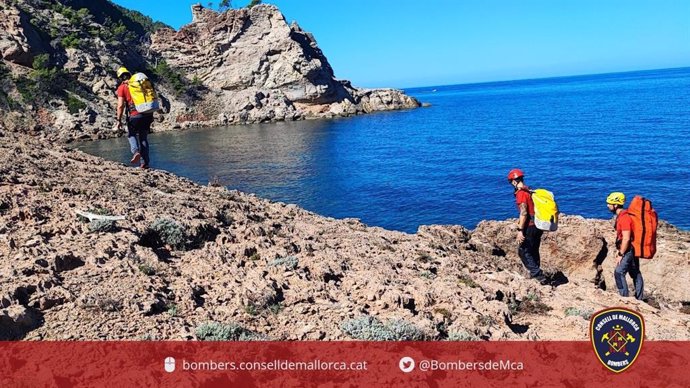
[1, 131, 689, 341]
[1, 0, 688, 342]
[0, 2, 420, 143]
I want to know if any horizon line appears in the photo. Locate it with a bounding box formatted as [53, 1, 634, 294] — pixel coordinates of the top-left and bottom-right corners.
[395, 65, 690, 91]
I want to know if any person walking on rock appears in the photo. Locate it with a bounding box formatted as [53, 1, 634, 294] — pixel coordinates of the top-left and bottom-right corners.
[508, 169, 548, 285]
[115, 66, 153, 169]
[606, 192, 644, 300]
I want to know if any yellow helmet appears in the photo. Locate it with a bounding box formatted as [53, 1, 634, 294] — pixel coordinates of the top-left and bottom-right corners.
[606, 192, 626, 206]
[116, 67, 131, 78]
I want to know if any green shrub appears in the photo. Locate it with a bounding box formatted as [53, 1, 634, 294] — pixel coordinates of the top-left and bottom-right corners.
[564, 307, 593, 320]
[13, 76, 35, 103]
[112, 4, 170, 33]
[32, 54, 49, 71]
[153, 59, 186, 96]
[66, 94, 86, 114]
[386, 319, 426, 340]
[16, 54, 69, 101]
[99, 19, 137, 47]
[457, 274, 478, 288]
[74, 8, 90, 24]
[247, 0, 262, 8]
[341, 316, 392, 340]
[138, 264, 155, 276]
[269, 256, 298, 270]
[341, 316, 426, 341]
[60, 32, 81, 49]
[447, 330, 480, 341]
[268, 302, 283, 315]
[196, 321, 265, 341]
[111, 21, 135, 45]
[148, 218, 186, 249]
[89, 219, 116, 233]
[244, 303, 258, 316]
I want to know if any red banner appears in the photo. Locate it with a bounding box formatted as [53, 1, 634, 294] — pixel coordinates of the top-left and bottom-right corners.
[0, 341, 688, 387]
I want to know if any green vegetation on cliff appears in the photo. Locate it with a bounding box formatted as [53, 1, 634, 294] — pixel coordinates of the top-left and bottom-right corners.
[39, 0, 167, 49]
[16, 54, 68, 102]
[152, 59, 187, 96]
[0, 62, 19, 110]
[0, 0, 197, 114]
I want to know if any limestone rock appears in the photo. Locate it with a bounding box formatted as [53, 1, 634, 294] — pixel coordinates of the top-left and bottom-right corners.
[1, 133, 688, 341]
[150, 4, 420, 124]
[0, 7, 46, 66]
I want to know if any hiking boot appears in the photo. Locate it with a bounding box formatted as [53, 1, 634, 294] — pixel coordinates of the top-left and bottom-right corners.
[130, 152, 141, 164]
[139, 164, 149, 170]
[535, 275, 550, 286]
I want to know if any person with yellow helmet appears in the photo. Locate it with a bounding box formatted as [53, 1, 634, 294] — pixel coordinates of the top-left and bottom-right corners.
[606, 192, 644, 300]
[115, 66, 154, 169]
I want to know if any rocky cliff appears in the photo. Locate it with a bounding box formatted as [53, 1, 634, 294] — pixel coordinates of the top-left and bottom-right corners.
[0, 1, 419, 142]
[151, 4, 420, 126]
[1, 131, 689, 341]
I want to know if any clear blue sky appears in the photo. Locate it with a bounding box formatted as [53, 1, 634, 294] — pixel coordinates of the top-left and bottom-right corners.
[111, 0, 690, 88]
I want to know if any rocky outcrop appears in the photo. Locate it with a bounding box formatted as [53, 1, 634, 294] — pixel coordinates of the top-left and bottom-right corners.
[471, 216, 690, 304]
[0, 5, 48, 67]
[0, 0, 158, 141]
[0, 1, 419, 142]
[150, 4, 419, 125]
[1, 132, 688, 341]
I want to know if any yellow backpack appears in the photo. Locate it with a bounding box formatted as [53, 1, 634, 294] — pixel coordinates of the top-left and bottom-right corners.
[128, 73, 160, 114]
[531, 189, 559, 231]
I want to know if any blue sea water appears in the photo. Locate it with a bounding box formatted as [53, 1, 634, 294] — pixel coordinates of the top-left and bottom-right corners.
[79, 67, 690, 233]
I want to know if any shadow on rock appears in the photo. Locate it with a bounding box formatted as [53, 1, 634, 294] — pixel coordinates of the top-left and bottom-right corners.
[548, 271, 569, 288]
[0, 306, 44, 340]
[504, 315, 530, 335]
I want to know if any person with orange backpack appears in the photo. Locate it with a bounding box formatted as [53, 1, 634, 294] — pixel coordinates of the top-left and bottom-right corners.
[115, 66, 159, 169]
[508, 169, 549, 285]
[606, 192, 645, 300]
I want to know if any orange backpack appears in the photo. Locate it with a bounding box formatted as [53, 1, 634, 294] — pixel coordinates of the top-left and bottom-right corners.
[627, 196, 658, 259]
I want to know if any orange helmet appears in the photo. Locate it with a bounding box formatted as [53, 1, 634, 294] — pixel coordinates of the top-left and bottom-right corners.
[507, 169, 524, 182]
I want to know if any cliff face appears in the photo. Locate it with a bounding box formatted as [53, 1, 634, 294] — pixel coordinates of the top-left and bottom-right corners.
[151, 4, 420, 126]
[0, 1, 419, 142]
[1, 132, 688, 341]
[0, 0, 165, 141]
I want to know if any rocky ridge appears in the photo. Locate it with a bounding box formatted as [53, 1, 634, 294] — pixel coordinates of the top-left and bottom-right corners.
[0, 1, 419, 142]
[1, 131, 689, 341]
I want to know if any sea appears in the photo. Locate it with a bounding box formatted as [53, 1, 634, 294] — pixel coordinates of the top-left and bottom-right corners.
[78, 67, 690, 233]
